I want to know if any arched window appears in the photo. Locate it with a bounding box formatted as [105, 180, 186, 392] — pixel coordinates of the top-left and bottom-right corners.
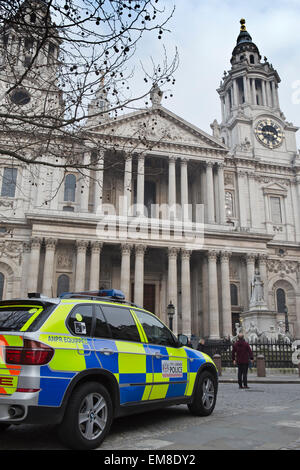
[57, 274, 70, 296]
[64, 174, 76, 202]
[225, 191, 234, 219]
[276, 288, 286, 313]
[250, 54, 255, 64]
[230, 283, 238, 306]
[0, 272, 4, 300]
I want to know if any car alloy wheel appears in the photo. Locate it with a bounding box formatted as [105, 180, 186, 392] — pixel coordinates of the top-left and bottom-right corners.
[202, 377, 215, 411]
[78, 392, 108, 441]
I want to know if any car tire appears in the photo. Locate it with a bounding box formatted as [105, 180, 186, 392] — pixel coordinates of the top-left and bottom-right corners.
[58, 381, 113, 450]
[188, 370, 217, 417]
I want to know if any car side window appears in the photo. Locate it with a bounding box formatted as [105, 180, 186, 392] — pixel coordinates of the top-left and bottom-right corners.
[67, 304, 93, 336]
[101, 305, 140, 342]
[94, 305, 111, 339]
[134, 310, 177, 347]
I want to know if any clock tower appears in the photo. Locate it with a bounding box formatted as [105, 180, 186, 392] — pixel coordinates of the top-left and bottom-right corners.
[0, 0, 63, 119]
[217, 19, 298, 165]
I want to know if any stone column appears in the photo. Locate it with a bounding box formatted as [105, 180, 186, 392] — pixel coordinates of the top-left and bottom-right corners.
[263, 190, 273, 233]
[262, 80, 267, 106]
[237, 170, 248, 228]
[136, 154, 145, 216]
[89, 241, 102, 291]
[75, 240, 88, 291]
[168, 156, 177, 219]
[120, 244, 132, 300]
[248, 172, 257, 229]
[27, 237, 42, 293]
[291, 179, 300, 242]
[221, 97, 225, 122]
[243, 76, 249, 103]
[180, 158, 189, 221]
[80, 153, 91, 212]
[168, 247, 179, 335]
[217, 162, 226, 225]
[233, 79, 238, 106]
[295, 176, 300, 210]
[220, 250, 232, 337]
[258, 253, 268, 307]
[225, 92, 230, 118]
[266, 81, 272, 107]
[181, 249, 192, 337]
[207, 250, 220, 339]
[251, 78, 256, 105]
[94, 151, 104, 214]
[202, 255, 209, 337]
[274, 83, 280, 109]
[42, 238, 57, 297]
[206, 161, 215, 224]
[123, 155, 132, 216]
[245, 253, 256, 305]
[134, 244, 146, 306]
[21, 242, 31, 297]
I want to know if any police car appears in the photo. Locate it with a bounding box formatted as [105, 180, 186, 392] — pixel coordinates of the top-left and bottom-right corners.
[0, 289, 218, 450]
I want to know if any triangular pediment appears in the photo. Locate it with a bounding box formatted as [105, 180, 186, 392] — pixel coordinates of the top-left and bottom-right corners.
[87, 106, 227, 151]
[263, 181, 288, 194]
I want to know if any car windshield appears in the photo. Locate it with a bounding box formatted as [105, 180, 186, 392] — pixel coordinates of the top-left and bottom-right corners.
[0, 306, 44, 331]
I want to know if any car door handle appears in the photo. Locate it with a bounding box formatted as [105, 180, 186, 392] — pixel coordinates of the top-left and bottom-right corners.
[153, 352, 163, 359]
[99, 348, 115, 356]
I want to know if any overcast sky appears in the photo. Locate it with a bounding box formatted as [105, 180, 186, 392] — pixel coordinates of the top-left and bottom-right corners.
[133, 0, 300, 147]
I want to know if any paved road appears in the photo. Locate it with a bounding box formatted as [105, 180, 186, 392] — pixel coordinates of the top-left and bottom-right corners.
[1, 383, 300, 450]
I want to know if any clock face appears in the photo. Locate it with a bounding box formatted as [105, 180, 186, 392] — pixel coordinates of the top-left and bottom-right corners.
[10, 88, 31, 106]
[255, 120, 283, 148]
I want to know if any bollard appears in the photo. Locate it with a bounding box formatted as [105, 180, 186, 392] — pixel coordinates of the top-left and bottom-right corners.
[213, 354, 222, 377]
[298, 362, 300, 378]
[256, 354, 266, 377]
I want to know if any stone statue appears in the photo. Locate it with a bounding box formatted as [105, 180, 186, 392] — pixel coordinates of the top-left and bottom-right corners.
[249, 269, 267, 310]
[277, 321, 291, 344]
[150, 85, 163, 107]
[210, 119, 221, 139]
[245, 321, 262, 342]
[235, 322, 242, 336]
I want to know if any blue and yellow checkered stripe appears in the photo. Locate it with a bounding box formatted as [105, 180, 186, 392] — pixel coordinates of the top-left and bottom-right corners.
[37, 333, 212, 407]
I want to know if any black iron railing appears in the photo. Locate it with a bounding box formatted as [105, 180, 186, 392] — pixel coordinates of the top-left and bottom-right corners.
[202, 339, 297, 368]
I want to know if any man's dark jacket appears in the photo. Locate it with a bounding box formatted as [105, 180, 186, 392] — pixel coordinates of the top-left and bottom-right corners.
[232, 339, 253, 365]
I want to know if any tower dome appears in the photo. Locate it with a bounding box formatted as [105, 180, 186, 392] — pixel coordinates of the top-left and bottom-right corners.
[231, 19, 261, 66]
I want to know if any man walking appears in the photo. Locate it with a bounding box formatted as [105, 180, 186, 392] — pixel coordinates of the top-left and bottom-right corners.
[232, 332, 253, 389]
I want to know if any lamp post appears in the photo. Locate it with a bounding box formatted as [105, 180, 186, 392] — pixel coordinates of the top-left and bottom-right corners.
[167, 301, 175, 332]
[284, 305, 289, 333]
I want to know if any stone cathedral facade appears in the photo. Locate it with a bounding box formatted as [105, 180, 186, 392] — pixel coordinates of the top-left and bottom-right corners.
[0, 8, 300, 339]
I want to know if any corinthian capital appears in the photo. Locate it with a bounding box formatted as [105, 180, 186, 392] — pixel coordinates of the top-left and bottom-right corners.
[30, 237, 43, 250]
[45, 238, 58, 250]
[121, 243, 132, 255]
[76, 240, 89, 252]
[168, 246, 179, 259]
[207, 249, 218, 260]
[220, 250, 232, 261]
[181, 249, 192, 260]
[135, 244, 146, 256]
[91, 241, 103, 253]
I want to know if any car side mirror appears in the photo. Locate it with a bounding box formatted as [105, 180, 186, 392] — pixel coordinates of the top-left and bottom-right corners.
[178, 334, 188, 347]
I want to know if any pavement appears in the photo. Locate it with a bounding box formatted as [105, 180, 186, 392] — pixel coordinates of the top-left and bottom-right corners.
[1, 377, 300, 450]
[219, 369, 300, 384]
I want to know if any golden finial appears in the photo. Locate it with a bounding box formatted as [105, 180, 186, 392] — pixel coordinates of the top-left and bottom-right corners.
[240, 18, 247, 31]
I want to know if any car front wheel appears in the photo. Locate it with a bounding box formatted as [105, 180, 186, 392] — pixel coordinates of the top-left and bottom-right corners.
[188, 370, 217, 416]
[58, 381, 113, 450]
